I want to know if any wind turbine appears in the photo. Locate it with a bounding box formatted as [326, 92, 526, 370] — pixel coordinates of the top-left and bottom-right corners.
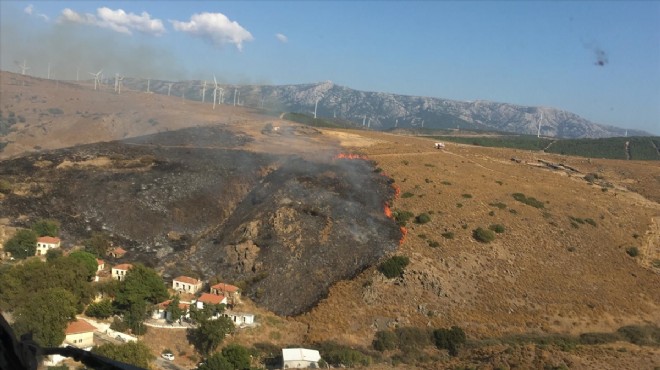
[76, 65, 80, 81]
[314, 98, 320, 119]
[167, 83, 173, 96]
[146, 79, 150, 93]
[47, 62, 51, 79]
[114, 74, 119, 92]
[537, 111, 544, 138]
[117, 75, 124, 94]
[233, 88, 237, 106]
[212, 75, 218, 110]
[88, 70, 102, 90]
[201, 80, 207, 103]
[219, 88, 225, 104]
[16, 60, 30, 75]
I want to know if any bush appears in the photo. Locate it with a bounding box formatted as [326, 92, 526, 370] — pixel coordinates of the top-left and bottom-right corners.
[378, 256, 410, 279]
[373, 330, 398, 351]
[427, 240, 440, 248]
[395, 327, 434, 351]
[393, 210, 414, 226]
[47, 108, 64, 115]
[512, 193, 545, 209]
[415, 213, 431, 224]
[473, 227, 495, 243]
[315, 341, 372, 367]
[489, 224, 506, 233]
[401, 192, 414, 198]
[0, 179, 12, 194]
[441, 232, 454, 239]
[461, 194, 472, 199]
[433, 326, 466, 356]
[626, 247, 639, 257]
[86, 299, 114, 319]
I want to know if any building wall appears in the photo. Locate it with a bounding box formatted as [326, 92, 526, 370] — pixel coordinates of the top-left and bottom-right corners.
[112, 269, 128, 280]
[283, 360, 318, 369]
[173, 281, 201, 293]
[66, 331, 94, 348]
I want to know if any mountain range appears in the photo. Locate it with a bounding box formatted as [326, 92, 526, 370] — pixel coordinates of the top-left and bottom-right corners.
[121, 78, 650, 139]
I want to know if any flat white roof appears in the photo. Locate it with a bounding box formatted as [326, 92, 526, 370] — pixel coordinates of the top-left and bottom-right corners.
[282, 348, 321, 362]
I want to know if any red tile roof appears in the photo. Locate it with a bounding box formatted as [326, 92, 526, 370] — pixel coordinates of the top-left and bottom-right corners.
[198, 293, 226, 305]
[37, 236, 61, 244]
[210, 283, 239, 293]
[174, 276, 201, 285]
[112, 263, 133, 271]
[110, 247, 127, 255]
[96, 259, 104, 265]
[157, 299, 190, 310]
[65, 320, 96, 334]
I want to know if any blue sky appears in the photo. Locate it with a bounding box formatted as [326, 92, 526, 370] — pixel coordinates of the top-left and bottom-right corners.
[1, 1, 658, 134]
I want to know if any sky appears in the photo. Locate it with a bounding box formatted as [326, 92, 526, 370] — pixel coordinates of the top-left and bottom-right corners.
[1, 1, 659, 135]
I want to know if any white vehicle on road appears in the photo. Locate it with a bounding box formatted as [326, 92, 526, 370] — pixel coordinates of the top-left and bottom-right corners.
[161, 353, 174, 361]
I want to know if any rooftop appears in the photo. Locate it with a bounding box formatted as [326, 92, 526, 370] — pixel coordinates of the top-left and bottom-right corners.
[197, 293, 226, 305]
[210, 283, 240, 292]
[282, 348, 321, 362]
[65, 320, 96, 335]
[37, 236, 61, 244]
[174, 276, 202, 285]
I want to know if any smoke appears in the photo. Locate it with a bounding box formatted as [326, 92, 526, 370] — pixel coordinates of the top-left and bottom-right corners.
[1, 6, 186, 81]
[582, 40, 608, 67]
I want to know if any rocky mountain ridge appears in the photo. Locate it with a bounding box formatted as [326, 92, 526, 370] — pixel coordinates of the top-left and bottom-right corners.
[121, 78, 649, 139]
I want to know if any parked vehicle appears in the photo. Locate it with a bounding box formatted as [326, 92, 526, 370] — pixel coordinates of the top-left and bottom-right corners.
[162, 353, 174, 361]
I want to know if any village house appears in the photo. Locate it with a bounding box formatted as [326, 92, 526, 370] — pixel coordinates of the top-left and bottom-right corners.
[172, 276, 203, 294]
[152, 299, 191, 321]
[111, 263, 132, 281]
[224, 311, 255, 327]
[107, 246, 127, 258]
[282, 348, 322, 369]
[35, 236, 61, 256]
[195, 293, 227, 310]
[96, 258, 105, 271]
[64, 319, 96, 349]
[210, 282, 241, 304]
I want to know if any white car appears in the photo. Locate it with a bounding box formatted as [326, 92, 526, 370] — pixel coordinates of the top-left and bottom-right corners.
[161, 353, 174, 361]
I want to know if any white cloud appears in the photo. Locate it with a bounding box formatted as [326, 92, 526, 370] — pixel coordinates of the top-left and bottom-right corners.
[170, 12, 254, 51]
[275, 33, 288, 43]
[24, 4, 33, 15]
[58, 7, 165, 36]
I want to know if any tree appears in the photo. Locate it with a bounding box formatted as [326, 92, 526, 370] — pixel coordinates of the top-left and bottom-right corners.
[4, 229, 37, 259]
[68, 250, 98, 280]
[377, 256, 410, 279]
[46, 248, 63, 261]
[433, 326, 466, 356]
[189, 316, 235, 355]
[85, 299, 114, 319]
[84, 231, 111, 257]
[13, 288, 77, 347]
[115, 264, 168, 308]
[166, 295, 183, 323]
[92, 341, 154, 369]
[124, 300, 148, 335]
[372, 330, 398, 351]
[222, 343, 251, 370]
[31, 219, 60, 237]
[198, 352, 234, 370]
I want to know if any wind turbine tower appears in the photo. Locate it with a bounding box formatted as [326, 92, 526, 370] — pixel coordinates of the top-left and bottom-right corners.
[117, 75, 124, 94]
[89, 70, 102, 90]
[537, 111, 544, 138]
[167, 83, 173, 96]
[362, 116, 366, 126]
[147, 79, 150, 93]
[114, 74, 119, 92]
[47, 62, 51, 79]
[212, 75, 218, 110]
[16, 60, 30, 75]
[314, 98, 319, 119]
[233, 88, 237, 106]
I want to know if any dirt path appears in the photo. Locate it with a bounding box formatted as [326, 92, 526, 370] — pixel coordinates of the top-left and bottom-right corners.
[542, 139, 557, 151]
[641, 216, 660, 270]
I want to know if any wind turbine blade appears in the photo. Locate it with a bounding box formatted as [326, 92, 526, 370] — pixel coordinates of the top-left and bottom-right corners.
[213, 74, 218, 86]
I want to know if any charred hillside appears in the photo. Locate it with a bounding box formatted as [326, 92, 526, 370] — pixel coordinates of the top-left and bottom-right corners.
[0, 125, 402, 315]
[190, 156, 401, 316]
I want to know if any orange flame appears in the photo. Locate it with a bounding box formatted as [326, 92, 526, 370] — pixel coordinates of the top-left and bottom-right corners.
[335, 153, 368, 160]
[384, 204, 392, 218]
[399, 226, 407, 245]
[392, 184, 401, 199]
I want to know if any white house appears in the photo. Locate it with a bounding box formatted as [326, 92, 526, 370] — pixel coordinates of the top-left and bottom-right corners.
[65, 319, 96, 349]
[282, 348, 322, 369]
[111, 263, 132, 281]
[152, 299, 191, 321]
[172, 276, 203, 294]
[96, 258, 105, 271]
[224, 311, 255, 327]
[195, 293, 227, 310]
[35, 236, 61, 256]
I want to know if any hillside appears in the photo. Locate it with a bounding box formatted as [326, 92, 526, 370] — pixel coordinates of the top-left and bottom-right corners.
[1, 71, 659, 369]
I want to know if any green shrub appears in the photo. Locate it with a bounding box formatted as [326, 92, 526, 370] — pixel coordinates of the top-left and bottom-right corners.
[433, 326, 466, 356]
[441, 232, 454, 239]
[0, 179, 11, 194]
[473, 227, 495, 243]
[461, 194, 473, 199]
[415, 213, 431, 224]
[427, 240, 440, 248]
[626, 247, 639, 257]
[456, 203, 463, 208]
[584, 218, 597, 227]
[579, 332, 621, 345]
[512, 193, 545, 209]
[378, 256, 410, 278]
[393, 210, 414, 226]
[86, 299, 114, 319]
[316, 341, 372, 367]
[489, 224, 505, 233]
[401, 192, 414, 198]
[489, 202, 507, 209]
[441, 181, 452, 185]
[395, 327, 434, 351]
[47, 108, 64, 115]
[373, 330, 398, 351]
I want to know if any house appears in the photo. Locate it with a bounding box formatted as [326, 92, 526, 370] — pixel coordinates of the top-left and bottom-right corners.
[172, 276, 203, 294]
[195, 293, 227, 310]
[224, 311, 255, 327]
[65, 319, 96, 349]
[152, 299, 191, 321]
[107, 247, 127, 258]
[96, 259, 105, 271]
[111, 263, 132, 281]
[282, 348, 321, 369]
[210, 282, 241, 304]
[35, 236, 61, 256]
